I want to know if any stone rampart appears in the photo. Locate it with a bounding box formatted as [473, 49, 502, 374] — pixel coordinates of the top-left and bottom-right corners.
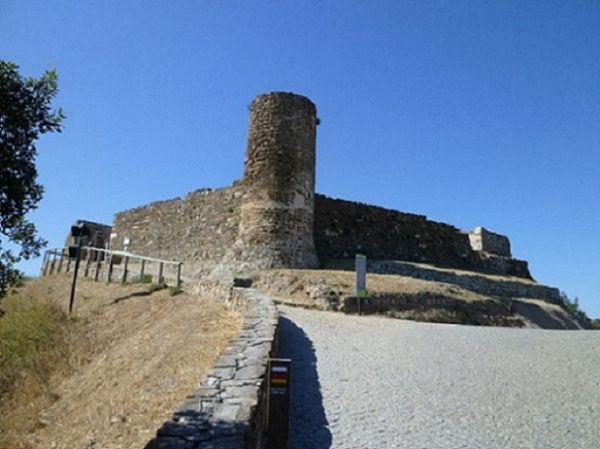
[110, 185, 243, 278]
[110, 190, 531, 281]
[314, 195, 531, 278]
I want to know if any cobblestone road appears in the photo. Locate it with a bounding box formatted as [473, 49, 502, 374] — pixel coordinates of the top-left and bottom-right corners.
[277, 305, 600, 449]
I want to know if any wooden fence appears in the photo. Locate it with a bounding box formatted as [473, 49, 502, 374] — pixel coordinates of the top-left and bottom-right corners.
[41, 246, 183, 288]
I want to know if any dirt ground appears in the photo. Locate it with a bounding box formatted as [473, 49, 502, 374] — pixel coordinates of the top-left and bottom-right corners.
[0, 274, 240, 449]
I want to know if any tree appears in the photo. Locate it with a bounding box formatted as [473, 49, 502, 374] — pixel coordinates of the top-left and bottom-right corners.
[0, 61, 65, 297]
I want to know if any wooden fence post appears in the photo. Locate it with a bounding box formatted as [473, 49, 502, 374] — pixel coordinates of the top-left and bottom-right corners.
[94, 249, 102, 282]
[158, 262, 164, 284]
[177, 263, 182, 288]
[140, 259, 145, 278]
[107, 256, 114, 283]
[49, 252, 56, 275]
[57, 248, 65, 273]
[122, 256, 129, 283]
[84, 249, 92, 277]
[42, 251, 49, 276]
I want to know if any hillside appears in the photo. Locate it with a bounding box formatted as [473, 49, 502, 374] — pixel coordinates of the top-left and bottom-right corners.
[254, 261, 585, 329]
[0, 274, 240, 449]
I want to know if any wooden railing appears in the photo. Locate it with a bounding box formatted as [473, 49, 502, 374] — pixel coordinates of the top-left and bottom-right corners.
[41, 247, 183, 287]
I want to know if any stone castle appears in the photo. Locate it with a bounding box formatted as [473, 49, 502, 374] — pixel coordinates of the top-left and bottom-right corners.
[109, 92, 531, 281]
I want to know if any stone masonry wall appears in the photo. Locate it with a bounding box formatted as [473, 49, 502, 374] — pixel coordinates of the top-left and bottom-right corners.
[110, 190, 531, 280]
[314, 195, 531, 278]
[468, 226, 511, 257]
[231, 92, 319, 272]
[315, 195, 475, 268]
[145, 287, 279, 449]
[111, 185, 243, 278]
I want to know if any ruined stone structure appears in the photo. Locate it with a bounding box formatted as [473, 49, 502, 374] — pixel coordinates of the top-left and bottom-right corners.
[468, 226, 511, 257]
[109, 92, 532, 280]
[64, 219, 112, 249]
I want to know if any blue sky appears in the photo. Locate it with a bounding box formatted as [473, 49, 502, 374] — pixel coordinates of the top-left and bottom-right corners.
[1, 1, 599, 317]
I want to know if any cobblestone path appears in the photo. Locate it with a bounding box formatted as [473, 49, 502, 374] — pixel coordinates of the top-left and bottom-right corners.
[277, 305, 600, 449]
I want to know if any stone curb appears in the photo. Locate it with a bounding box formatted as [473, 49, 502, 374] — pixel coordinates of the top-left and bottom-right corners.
[144, 288, 279, 449]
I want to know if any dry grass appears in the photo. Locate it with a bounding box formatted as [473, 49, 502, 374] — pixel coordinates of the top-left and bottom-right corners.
[255, 268, 490, 308]
[0, 274, 240, 449]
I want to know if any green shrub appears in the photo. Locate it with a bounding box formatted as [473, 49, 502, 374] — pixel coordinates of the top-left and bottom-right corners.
[131, 274, 152, 284]
[168, 286, 183, 296]
[148, 282, 166, 293]
[559, 292, 592, 328]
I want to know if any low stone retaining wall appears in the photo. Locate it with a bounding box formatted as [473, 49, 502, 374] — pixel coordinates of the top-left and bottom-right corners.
[144, 287, 279, 449]
[340, 293, 522, 327]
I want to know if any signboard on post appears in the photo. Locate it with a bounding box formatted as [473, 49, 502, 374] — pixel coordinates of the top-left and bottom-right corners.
[267, 358, 291, 449]
[356, 254, 367, 315]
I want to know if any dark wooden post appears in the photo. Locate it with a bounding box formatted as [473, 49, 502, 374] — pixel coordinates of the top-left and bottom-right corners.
[140, 259, 146, 278]
[42, 251, 49, 276]
[177, 263, 182, 288]
[94, 249, 102, 282]
[107, 256, 114, 283]
[49, 252, 56, 275]
[122, 256, 129, 283]
[57, 248, 65, 273]
[158, 262, 164, 284]
[84, 248, 92, 277]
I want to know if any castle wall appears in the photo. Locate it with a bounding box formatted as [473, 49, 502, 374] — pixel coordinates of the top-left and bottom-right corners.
[314, 195, 475, 268]
[110, 186, 243, 276]
[314, 195, 531, 278]
[110, 190, 531, 280]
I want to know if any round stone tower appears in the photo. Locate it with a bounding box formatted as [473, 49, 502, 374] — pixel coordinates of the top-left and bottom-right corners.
[235, 92, 319, 270]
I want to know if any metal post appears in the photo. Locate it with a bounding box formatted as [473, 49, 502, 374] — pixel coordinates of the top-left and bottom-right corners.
[177, 263, 182, 288]
[69, 236, 84, 314]
[158, 262, 164, 284]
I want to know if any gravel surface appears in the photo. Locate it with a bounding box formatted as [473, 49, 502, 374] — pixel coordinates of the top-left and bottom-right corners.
[277, 305, 600, 449]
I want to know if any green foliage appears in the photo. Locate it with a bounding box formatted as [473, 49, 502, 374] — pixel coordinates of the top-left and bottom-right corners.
[0, 294, 68, 397]
[148, 282, 167, 293]
[131, 273, 152, 284]
[590, 319, 600, 330]
[0, 61, 65, 297]
[559, 291, 592, 328]
[168, 285, 183, 296]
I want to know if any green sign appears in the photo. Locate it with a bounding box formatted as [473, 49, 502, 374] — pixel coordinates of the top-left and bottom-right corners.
[356, 254, 367, 298]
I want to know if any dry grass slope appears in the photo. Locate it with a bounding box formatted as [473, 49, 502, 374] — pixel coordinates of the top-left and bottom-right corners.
[0, 274, 240, 449]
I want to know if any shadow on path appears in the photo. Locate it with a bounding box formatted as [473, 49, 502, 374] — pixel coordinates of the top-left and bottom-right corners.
[277, 315, 332, 449]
